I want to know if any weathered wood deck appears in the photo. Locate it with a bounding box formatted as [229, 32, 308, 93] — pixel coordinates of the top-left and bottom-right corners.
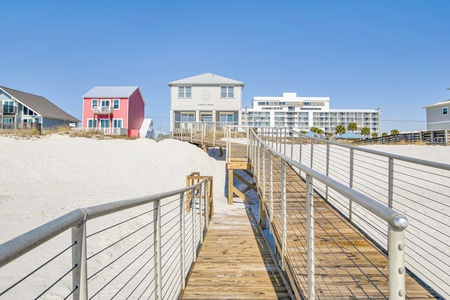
[181, 207, 290, 299]
[260, 154, 436, 299]
[175, 133, 436, 299]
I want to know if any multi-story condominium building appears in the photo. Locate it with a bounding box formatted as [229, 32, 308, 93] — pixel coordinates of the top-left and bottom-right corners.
[82, 86, 145, 137]
[0, 86, 79, 129]
[241, 92, 381, 135]
[168, 73, 244, 131]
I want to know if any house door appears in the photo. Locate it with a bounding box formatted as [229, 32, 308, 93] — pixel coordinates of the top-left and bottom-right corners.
[200, 112, 212, 122]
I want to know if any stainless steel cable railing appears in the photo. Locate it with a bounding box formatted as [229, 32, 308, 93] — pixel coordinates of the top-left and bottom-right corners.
[257, 127, 449, 299]
[0, 175, 213, 299]
[251, 127, 410, 299]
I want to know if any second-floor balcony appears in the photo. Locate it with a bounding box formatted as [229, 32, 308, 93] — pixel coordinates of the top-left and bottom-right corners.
[93, 106, 113, 115]
[2, 105, 16, 115]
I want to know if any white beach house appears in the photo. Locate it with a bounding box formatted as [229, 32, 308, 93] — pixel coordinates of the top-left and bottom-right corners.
[241, 92, 381, 136]
[168, 73, 244, 131]
[423, 98, 450, 131]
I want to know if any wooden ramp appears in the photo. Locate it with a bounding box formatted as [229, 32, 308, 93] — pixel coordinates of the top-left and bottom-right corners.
[181, 206, 291, 299]
[261, 155, 437, 299]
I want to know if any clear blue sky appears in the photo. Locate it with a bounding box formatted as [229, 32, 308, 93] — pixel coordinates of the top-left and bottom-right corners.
[2, 0, 449, 133]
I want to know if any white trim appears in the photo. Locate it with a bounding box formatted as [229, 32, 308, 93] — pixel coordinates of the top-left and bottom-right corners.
[426, 120, 450, 125]
[91, 99, 98, 110]
[113, 99, 120, 110]
[112, 118, 123, 128]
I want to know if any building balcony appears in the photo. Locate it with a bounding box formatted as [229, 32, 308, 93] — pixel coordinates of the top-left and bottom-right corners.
[94, 106, 114, 115]
[2, 105, 16, 115]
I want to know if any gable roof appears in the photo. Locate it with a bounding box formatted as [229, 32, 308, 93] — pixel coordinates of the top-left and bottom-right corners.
[0, 86, 80, 123]
[423, 99, 450, 108]
[82, 86, 140, 98]
[168, 73, 244, 86]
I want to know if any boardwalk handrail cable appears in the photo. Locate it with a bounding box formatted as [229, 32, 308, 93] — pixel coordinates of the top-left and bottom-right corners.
[249, 127, 409, 300]
[0, 176, 213, 299]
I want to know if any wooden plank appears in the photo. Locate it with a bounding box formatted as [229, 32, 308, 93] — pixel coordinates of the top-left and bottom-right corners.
[182, 210, 290, 299]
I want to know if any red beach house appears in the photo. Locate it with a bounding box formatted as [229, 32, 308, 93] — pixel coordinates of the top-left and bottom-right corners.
[82, 86, 145, 137]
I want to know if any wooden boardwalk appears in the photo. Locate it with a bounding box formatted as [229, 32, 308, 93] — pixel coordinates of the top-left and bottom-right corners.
[181, 207, 291, 299]
[261, 155, 436, 299]
[175, 133, 436, 299]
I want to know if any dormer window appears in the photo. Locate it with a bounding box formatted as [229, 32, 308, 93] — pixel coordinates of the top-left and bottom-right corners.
[178, 86, 192, 98]
[221, 86, 234, 98]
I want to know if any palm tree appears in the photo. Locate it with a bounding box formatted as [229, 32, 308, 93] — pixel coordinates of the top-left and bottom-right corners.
[372, 133, 378, 138]
[390, 129, 400, 135]
[310, 127, 320, 133]
[382, 132, 388, 137]
[347, 122, 358, 132]
[335, 125, 346, 135]
[360, 127, 370, 136]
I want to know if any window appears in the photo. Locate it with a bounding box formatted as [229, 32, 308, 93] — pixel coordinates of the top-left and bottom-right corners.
[221, 86, 234, 98]
[443, 107, 448, 115]
[181, 113, 195, 122]
[113, 99, 120, 109]
[101, 100, 110, 107]
[178, 86, 192, 98]
[92, 99, 98, 109]
[220, 113, 234, 124]
[113, 119, 123, 128]
[87, 119, 98, 128]
[100, 119, 109, 128]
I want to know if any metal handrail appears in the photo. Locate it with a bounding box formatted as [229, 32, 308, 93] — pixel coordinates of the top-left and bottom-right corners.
[0, 177, 213, 299]
[249, 128, 408, 299]
[256, 126, 450, 299]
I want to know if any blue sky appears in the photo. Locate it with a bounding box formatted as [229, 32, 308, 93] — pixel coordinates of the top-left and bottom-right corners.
[2, 0, 449, 132]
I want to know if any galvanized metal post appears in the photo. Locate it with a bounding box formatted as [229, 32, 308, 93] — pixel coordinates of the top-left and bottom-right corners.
[269, 152, 274, 224]
[72, 220, 88, 300]
[310, 138, 314, 169]
[299, 136, 303, 178]
[199, 185, 203, 244]
[388, 223, 406, 300]
[191, 188, 196, 262]
[388, 157, 394, 208]
[326, 142, 330, 202]
[284, 128, 287, 155]
[260, 145, 267, 230]
[349, 148, 354, 221]
[180, 192, 186, 290]
[290, 130, 294, 159]
[281, 161, 287, 271]
[155, 199, 162, 300]
[306, 174, 315, 299]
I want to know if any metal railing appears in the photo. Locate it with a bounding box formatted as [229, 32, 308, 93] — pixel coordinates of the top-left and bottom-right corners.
[172, 121, 243, 147]
[257, 127, 449, 299]
[0, 176, 213, 299]
[93, 106, 113, 114]
[250, 128, 409, 299]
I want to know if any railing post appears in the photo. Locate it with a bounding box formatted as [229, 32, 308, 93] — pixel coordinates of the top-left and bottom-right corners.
[281, 161, 287, 271]
[72, 219, 88, 300]
[310, 138, 314, 169]
[388, 157, 394, 208]
[199, 185, 204, 244]
[284, 128, 287, 155]
[191, 188, 197, 262]
[326, 142, 330, 202]
[299, 135, 303, 178]
[180, 192, 186, 290]
[290, 130, 294, 159]
[388, 224, 406, 300]
[306, 174, 315, 299]
[260, 145, 267, 229]
[349, 148, 354, 221]
[155, 199, 162, 300]
[269, 152, 274, 224]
